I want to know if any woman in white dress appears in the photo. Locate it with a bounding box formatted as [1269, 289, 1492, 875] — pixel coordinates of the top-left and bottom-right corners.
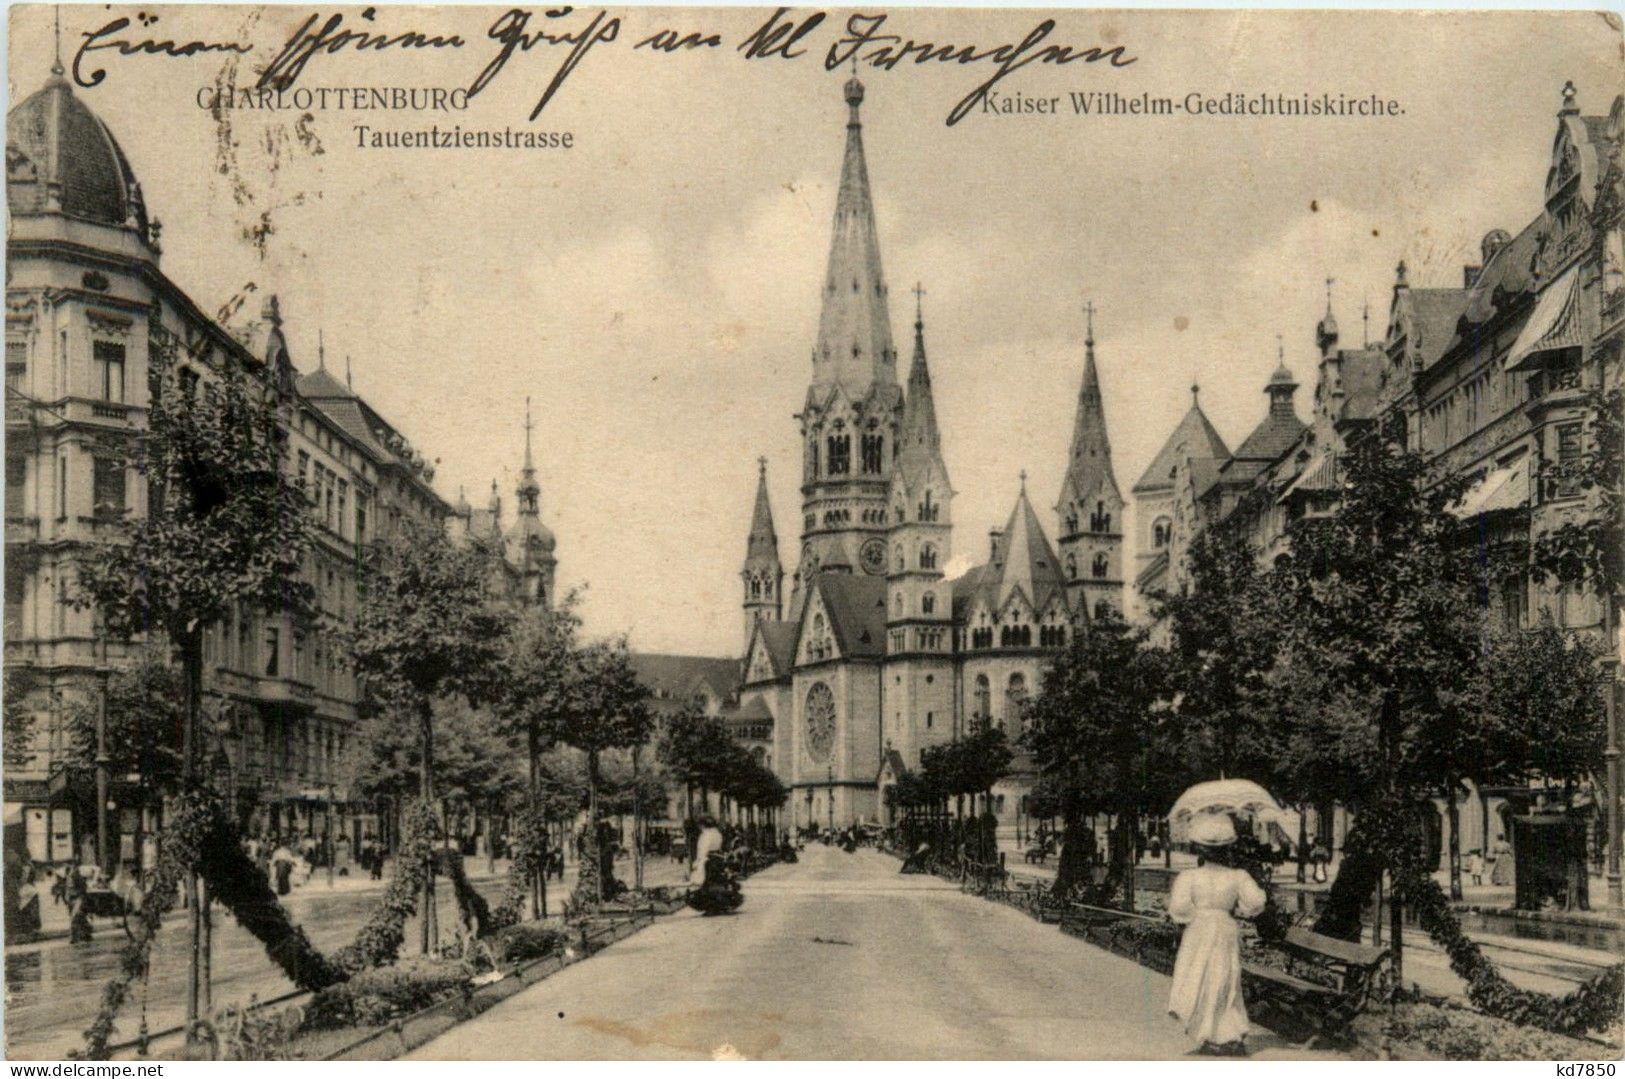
[1167, 813, 1268, 1055]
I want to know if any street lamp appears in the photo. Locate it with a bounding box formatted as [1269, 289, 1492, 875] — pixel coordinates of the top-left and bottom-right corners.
[95, 631, 112, 877]
[827, 765, 834, 832]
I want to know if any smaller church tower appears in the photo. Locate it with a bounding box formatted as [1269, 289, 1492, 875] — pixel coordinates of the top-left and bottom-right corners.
[886, 289, 954, 655]
[506, 399, 558, 608]
[1055, 303, 1125, 622]
[742, 457, 784, 648]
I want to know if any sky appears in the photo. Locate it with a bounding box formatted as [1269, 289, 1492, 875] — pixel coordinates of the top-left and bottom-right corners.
[9, 6, 1622, 656]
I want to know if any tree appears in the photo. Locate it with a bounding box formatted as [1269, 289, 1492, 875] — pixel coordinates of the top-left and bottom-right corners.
[1480, 618, 1606, 803]
[659, 706, 734, 820]
[1023, 611, 1175, 905]
[348, 520, 509, 952]
[557, 637, 653, 905]
[63, 649, 183, 782]
[3, 667, 43, 771]
[75, 354, 313, 1033]
[491, 597, 584, 916]
[1277, 419, 1485, 976]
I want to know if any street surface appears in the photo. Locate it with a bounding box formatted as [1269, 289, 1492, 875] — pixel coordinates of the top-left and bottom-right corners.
[412, 844, 1343, 1060]
[4, 857, 687, 1060]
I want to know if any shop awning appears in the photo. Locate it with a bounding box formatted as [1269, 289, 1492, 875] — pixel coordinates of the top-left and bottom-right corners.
[1505, 268, 1582, 372]
[1453, 457, 1530, 519]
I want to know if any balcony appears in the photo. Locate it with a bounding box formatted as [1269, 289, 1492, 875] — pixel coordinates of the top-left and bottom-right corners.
[253, 675, 316, 708]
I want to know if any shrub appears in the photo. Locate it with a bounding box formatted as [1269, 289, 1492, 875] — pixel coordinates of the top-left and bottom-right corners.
[494, 924, 568, 965]
[1383, 1000, 1617, 1061]
[301, 958, 471, 1032]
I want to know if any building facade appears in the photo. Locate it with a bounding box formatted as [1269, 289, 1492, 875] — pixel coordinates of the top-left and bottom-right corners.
[3, 68, 554, 865]
[731, 76, 1125, 831]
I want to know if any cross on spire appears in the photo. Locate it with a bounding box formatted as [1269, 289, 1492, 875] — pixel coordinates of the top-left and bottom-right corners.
[318, 328, 326, 369]
[51, 6, 63, 77]
[1276, 333, 1284, 362]
[1325, 276, 1336, 312]
[1084, 299, 1096, 346]
[757, 455, 768, 477]
[912, 281, 926, 325]
[1019, 469, 1027, 493]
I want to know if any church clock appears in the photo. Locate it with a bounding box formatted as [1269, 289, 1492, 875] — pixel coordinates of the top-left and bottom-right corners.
[859, 537, 887, 575]
[805, 682, 836, 762]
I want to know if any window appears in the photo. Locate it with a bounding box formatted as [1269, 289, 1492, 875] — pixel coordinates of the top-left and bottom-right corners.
[1090, 501, 1112, 532]
[1007, 673, 1029, 731]
[1066, 553, 1078, 580]
[1153, 517, 1172, 549]
[57, 454, 68, 519]
[4, 560, 24, 638]
[974, 675, 991, 723]
[337, 481, 348, 537]
[919, 544, 937, 571]
[1552, 423, 1583, 498]
[297, 451, 310, 497]
[94, 341, 126, 402]
[1500, 576, 1526, 631]
[293, 631, 306, 679]
[6, 456, 25, 518]
[861, 432, 883, 473]
[1092, 553, 1109, 579]
[827, 433, 850, 475]
[6, 340, 26, 391]
[922, 593, 936, 615]
[264, 627, 281, 677]
[92, 457, 125, 516]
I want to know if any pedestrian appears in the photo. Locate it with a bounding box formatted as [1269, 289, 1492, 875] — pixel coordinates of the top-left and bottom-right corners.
[14, 862, 41, 937]
[684, 816, 701, 869]
[1466, 848, 1484, 887]
[1489, 836, 1513, 886]
[1309, 839, 1330, 884]
[1167, 814, 1267, 1056]
[270, 838, 298, 897]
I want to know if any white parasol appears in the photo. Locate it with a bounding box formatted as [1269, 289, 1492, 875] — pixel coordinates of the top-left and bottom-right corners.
[1168, 778, 1288, 826]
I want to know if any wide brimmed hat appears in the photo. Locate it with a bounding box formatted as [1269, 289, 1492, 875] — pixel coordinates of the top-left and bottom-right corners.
[1189, 813, 1237, 847]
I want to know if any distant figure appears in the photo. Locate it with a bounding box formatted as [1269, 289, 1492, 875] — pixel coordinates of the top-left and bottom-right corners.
[1466, 848, 1485, 887]
[270, 840, 298, 896]
[684, 816, 701, 869]
[1309, 839, 1331, 884]
[1167, 814, 1268, 1056]
[1489, 836, 1513, 887]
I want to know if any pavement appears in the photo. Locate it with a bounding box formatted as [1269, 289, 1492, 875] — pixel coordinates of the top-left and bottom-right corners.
[409, 844, 1346, 1060]
[3, 855, 689, 1061]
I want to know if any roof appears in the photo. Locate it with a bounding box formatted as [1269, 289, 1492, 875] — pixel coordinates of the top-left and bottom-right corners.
[628, 653, 741, 704]
[813, 76, 896, 398]
[953, 488, 1068, 617]
[1134, 398, 1231, 494]
[894, 315, 949, 492]
[744, 460, 780, 568]
[1057, 336, 1121, 512]
[757, 621, 799, 676]
[880, 748, 909, 781]
[7, 73, 148, 233]
[1228, 411, 1306, 470]
[731, 697, 775, 722]
[813, 573, 887, 659]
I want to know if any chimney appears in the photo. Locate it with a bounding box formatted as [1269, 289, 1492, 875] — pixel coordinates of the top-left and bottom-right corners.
[989, 529, 1005, 562]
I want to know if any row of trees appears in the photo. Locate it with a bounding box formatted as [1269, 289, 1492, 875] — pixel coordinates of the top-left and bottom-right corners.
[62, 344, 765, 1031]
[1018, 416, 1610, 976]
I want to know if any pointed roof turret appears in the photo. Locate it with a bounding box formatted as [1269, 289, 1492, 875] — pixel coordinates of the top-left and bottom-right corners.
[1058, 302, 1121, 515]
[990, 483, 1066, 614]
[1133, 384, 1230, 494]
[896, 284, 947, 472]
[812, 73, 896, 397]
[745, 457, 781, 568]
[507, 399, 555, 560]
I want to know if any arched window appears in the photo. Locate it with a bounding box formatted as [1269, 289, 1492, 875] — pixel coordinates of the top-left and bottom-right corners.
[894, 545, 905, 572]
[894, 592, 904, 615]
[919, 544, 937, 570]
[922, 592, 936, 615]
[750, 577, 761, 598]
[1153, 517, 1172, 549]
[921, 490, 938, 522]
[974, 674, 991, 722]
[1065, 553, 1078, 580]
[1007, 672, 1029, 730]
[1091, 500, 1112, 532]
[1092, 553, 1109, 579]
[1065, 510, 1079, 534]
[827, 433, 850, 475]
[1094, 599, 1112, 621]
[861, 432, 884, 473]
[1020, 625, 1032, 646]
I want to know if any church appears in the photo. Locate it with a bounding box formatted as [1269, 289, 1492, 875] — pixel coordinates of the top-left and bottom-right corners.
[731, 74, 1126, 832]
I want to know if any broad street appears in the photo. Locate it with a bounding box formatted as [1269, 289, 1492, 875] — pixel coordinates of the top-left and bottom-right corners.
[412, 845, 1345, 1060]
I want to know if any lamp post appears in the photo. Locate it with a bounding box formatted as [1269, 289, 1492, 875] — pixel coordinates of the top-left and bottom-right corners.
[827, 765, 834, 832]
[95, 633, 112, 877]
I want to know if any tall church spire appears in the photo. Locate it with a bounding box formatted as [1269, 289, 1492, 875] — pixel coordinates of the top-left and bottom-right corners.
[813, 74, 896, 395]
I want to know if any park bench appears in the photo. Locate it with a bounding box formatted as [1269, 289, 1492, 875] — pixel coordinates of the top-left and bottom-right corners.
[962, 859, 1008, 899]
[1243, 927, 1389, 1045]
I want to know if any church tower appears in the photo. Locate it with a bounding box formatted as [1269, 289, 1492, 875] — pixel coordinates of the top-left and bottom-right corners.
[883, 293, 954, 765]
[742, 457, 784, 648]
[792, 73, 903, 615]
[505, 399, 557, 608]
[1055, 304, 1124, 622]
[886, 291, 954, 651]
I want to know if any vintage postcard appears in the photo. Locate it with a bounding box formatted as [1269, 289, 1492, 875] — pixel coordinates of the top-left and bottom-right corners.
[3, 3, 1622, 1064]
